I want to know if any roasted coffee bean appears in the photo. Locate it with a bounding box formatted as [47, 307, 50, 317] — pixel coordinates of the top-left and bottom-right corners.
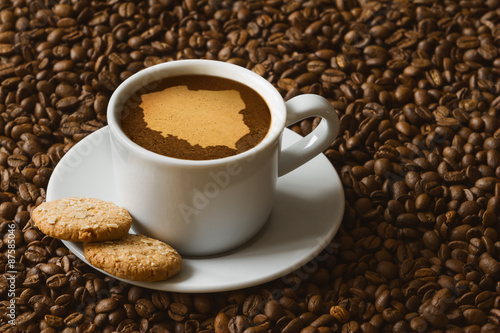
[44, 314, 64, 328]
[341, 320, 359, 333]
[228, 315, 251, 333]
[95, 298, 118, 313]
[135, 298, 155, 318]
[168, 302, 189, 322]
[479, 256, 500, 279]
[243, 294, 264, 318]
[329, 306, 349, 324]
[38, 263, 64, 276]
[151, 291, 171, 310]
[63, 312, 84, 327]
[410, 316, 427, 333]
[420, 303, 448, 328]
[321, 69, 346, 84]
[282, 317, 304, 333]
[24, 245, 48, 264]
[463, 308, 487, 326]
[215, 312, 230, 333]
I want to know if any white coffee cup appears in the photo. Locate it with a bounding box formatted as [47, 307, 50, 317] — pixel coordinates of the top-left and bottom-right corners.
[107, 59, 339, 256]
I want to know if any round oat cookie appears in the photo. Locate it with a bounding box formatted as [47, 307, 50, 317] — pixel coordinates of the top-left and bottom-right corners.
[83, 234, 182, 281]
[32, 197, 132, 242]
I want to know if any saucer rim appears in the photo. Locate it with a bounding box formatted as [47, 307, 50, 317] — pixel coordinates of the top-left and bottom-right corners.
[47, 126, 344, 292]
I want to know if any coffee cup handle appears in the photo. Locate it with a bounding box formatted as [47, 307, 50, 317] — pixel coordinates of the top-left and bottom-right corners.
[278, 94, 339, 177]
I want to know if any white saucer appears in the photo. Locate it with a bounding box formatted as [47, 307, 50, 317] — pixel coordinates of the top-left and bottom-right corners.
[46, 127, 344, 293]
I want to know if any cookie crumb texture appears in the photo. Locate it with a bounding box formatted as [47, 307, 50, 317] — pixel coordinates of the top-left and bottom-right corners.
[32, 197, 132, 242]
[83, 234, 182, 281]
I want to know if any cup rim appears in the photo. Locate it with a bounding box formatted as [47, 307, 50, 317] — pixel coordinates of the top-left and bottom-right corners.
[107, 59, 286, 166]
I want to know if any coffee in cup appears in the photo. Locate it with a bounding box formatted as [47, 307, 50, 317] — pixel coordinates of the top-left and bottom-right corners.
[121, 75, 271, 160]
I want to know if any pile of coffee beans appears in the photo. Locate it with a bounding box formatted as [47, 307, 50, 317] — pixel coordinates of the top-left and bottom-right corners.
[0, 0, 499, 332]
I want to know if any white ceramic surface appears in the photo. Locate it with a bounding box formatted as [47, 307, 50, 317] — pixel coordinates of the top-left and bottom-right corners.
[46, 127, 344, 293]
[107, 59, 340, 256]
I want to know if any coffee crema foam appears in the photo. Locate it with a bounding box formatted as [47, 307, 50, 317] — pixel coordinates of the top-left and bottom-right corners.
[140, 86, 249, 149]
[121, 75, 271, 160]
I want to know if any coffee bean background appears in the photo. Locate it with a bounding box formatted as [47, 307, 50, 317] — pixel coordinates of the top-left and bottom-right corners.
[0, 0, 500, 332]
